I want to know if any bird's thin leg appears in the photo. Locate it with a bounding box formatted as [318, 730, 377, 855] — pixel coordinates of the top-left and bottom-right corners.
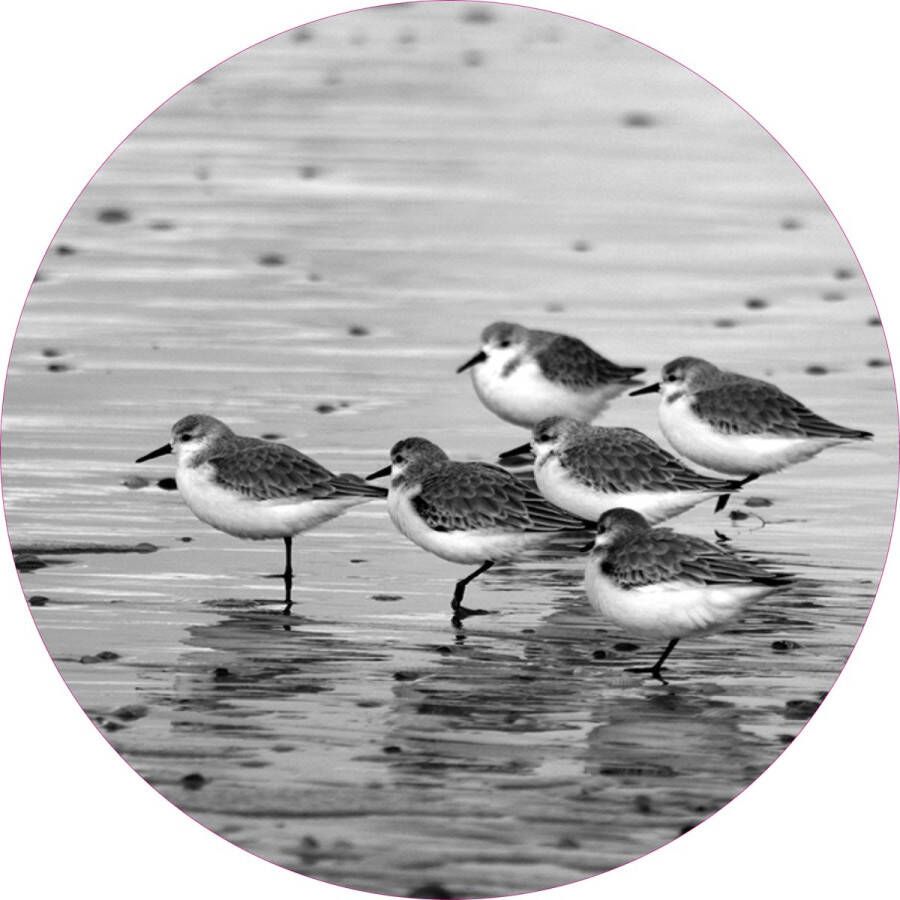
[282, 536, 294, 615]
[649, 639, 679, 682]
[450, 560, 495, 624]
[627, 638, 679, 684]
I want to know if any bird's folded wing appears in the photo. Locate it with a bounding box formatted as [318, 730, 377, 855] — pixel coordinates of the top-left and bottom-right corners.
[414, 462, 588, 532]
[564, 428, 738, 493]
[694, 381, 872, 439]
[605, 531, 785, 588]
[210, 442, 376, 501]
[535, 334, 644, 388]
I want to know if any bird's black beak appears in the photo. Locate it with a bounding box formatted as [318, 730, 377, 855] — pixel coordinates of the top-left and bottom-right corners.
[629, 382, 660, 396]
[366, 465, 392, 481]
[135, 443, 173, 464]
[578, 540, 595, 553]
[498, 443, 533, 460]
[456, 350, 487, 374]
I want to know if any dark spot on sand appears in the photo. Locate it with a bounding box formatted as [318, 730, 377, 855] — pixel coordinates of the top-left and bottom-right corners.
[103, 720, 123, 732]
[592, 649, 607, 660]
[780, 217, 802, 230]
[772, 640, 801, 652]
[213, 667, 232, 680]
[745, 297, 768, 309]
[308, 272, 323, 282]
[54, 244, 76, 256]
[348, 324, 370, 336]
[80, 651, 121, 664]
[461, 6, 496, 23]
[180, 773, 207, 790]
[462, 49, 484, 67]
[349, 558, 366, 564]
[315, 403, 336, 414]
[28, 595, 50, 607]
[258, 253, 286, 267]
[194, 166, 210, 181]
[572, 239, 591, 252]
[372, 593, 402, 602]
[47, 363, 70, 372]
[743, 496, 773, 508]
[393, 671, 420, 682]
[867, 358, 889, 368]
[260, 432, 283, 440]
[679, 822, 700, 835]
[805, 365, 828, 375]
[323, 71, 342, 87]
[634, 794, 653, 814]
[122, 475, 150, 490]
[521, 628, 535, 634]
[180, 536, 193, 542]
[299, 165, 320, 179]
[600, 762, 676, 778]
[868, 316, 881, 326]
[41, 348, 62, 358]
[784, 698, 821, 719]
[834, 267, 855, 280]
[557, 836, 580, 849]
[622, 111, 657, 128]
[293, 27, 314, 42]
[613, 641, 639, 652]
[779, 733, 795, 744]
[714, 318, 736, 328]
[112, 704, 148, 721]
[435, 646, 452, 655]
[545, 302, 565, 312]
[383, 745, 403, 754]
[157, 478, 177, 491]
[397, 29, 417, 45]
[823, 290, 845, 302]
[149, 219, 175, 231]
[729, 509, 749, 520]
[13, 554, 48, 572]
[97, 207, 130, 224]
[356, 700, 383, 708]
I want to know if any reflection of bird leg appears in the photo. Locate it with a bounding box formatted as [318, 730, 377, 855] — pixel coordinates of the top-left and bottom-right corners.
[627, 638, 679, 684]
[450, 560, 494, 625]
[282, 536, 294, 615]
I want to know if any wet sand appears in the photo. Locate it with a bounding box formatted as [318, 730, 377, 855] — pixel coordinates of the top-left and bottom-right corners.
[2, 4, 896, 897]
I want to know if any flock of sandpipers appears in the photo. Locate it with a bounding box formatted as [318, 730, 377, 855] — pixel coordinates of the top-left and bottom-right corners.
[135, 321, 872, 681]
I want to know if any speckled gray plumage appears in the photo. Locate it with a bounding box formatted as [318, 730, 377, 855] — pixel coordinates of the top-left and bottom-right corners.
[412, 461, 589, 532]
[557, 426, 739, 492]
[690, 377, 873, 439]
[598, 528, 788, 589]
[209, 438, 387, 501]
[531, 332, 644, 388]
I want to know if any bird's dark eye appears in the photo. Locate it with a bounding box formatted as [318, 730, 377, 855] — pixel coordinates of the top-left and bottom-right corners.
[180, 433, 192, 442]
[666, 373, 678, 382]
[499, 340, 511, 348]
[395, 455, 405, 464]
[597, 525, 606, 535]
[538, 433, 550, 442]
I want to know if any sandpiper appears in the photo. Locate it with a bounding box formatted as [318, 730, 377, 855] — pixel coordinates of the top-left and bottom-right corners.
[499, 416, 755, 524]
[135, 414, 386, 612]
[585, 508, 790, 681]
[631, 356, 873, 475]
[457, 321, 644, 428]
[366, 436, 589, 623]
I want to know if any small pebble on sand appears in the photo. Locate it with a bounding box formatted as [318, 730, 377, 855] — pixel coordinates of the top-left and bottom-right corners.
[292, 27, 314, 42]
[383, 745, 402, 754]
[258, 253, 286, 267]
[622, 111, 657, 128]
[157, 478, 177, 491]
[372, 593, 403, 602]
[784, 698, 820, 719]
[743, 497, 773, 508]
[714, 318, 736, 328]
[868, 316, 881, 326]
[299, 165, 320, 179]
[822, 290, 845, 302]
[55, 244, 76, 256]
[180, 773, 208, 790]
[462, 49, 484, 67]
[315, 403, 337, 414]
[772, 640, 801, 652]
[41, 348, 62, 358]
[112, 704, 148, 721]
[461, 5, 496, 23]
[348, 324, 370, 336]
[745, 297, 768, 309]
[613, 641, 639, 652]
[122, 476, 150, 490]
[592, 649, 607, 660]
[545, 302, 565, 312]
[308, 272, 323, 282]
[97, 207, 131, 224]
[46, 363, 70, 373]
[867, 358, 889, 368]
[572, 239, 591, 252]
[780, 217, 802, 230]
[805, 365, 828, 375]
[260, 433, 283, 440]
[28, 595, 50, 607]
[834, 267, 855, 280]
[729, 510, 749, 520]
[149, 220, 175, 231]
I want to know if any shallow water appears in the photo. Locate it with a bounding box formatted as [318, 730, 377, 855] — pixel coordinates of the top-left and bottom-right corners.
[2, 4, 896, 897]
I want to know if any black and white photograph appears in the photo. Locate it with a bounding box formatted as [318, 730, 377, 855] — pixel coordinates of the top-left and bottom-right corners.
[2, 3, 898, 898]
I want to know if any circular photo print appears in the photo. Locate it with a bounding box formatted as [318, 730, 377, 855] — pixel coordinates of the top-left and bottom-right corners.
[3, 3, 896, 897]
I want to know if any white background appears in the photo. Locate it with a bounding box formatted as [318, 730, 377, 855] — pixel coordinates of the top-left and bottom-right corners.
[1, 2, 897, 898]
